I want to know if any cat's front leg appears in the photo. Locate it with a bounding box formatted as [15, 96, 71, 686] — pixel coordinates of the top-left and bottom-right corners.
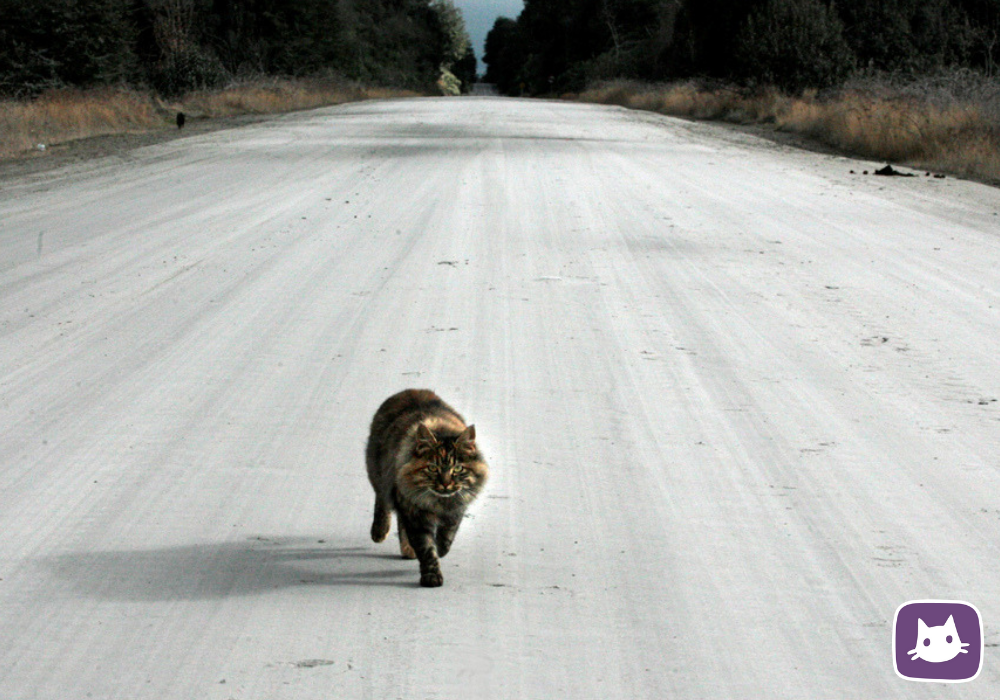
[435, 513, 462, 558]
[371, 497, 391, 543]
[399, 514, 443, 587]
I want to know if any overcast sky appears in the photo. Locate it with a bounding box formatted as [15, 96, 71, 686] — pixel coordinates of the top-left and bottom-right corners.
[454, 0, 524, 73]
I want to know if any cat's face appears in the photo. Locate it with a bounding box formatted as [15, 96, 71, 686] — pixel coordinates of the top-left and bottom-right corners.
[405, 424, 486, 502]
[908, 615, 970, 663]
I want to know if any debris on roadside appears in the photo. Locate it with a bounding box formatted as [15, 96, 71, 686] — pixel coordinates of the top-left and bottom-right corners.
[874, 164, 914, 177]
[849, 165, 945, 179]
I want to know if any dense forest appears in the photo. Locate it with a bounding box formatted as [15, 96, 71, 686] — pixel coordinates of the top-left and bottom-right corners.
[484, 0, 1000, 94]
[0, 0, 477, 97]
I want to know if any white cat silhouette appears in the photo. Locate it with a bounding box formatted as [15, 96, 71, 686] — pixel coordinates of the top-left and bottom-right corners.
[907, 615, 970, 663]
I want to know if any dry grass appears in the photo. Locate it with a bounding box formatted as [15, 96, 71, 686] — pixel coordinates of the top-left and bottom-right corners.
[0, 88, 161, 159]
[780, 92, 999, 180]
[577, 81, 789, 122]
[578, 78, 1000, 184]
[0, 79, 420, 160]
[177, 78, 419, 118]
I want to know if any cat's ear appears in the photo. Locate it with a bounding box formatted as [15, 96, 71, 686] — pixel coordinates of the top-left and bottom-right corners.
[457, 425, 476, 443]
[917, 619, 928, 635]
[414, 423, 438, 456]
[943, 615, 958, 633]
[456, 425, 477, 457]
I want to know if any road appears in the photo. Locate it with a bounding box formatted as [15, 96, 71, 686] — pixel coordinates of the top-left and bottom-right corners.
[1, 97, 999, 698]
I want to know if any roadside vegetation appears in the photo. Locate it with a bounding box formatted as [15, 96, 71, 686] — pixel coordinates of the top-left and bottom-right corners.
[0, 79, 418, 160]
[0, 0, 476, 159]
[577, 72, 1000, 183]
[485, 0, 1000, 183]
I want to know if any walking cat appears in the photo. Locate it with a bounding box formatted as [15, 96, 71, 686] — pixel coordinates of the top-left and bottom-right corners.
[366, 389, 488, 587]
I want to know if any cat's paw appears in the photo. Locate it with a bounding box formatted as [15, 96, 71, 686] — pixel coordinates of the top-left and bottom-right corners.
[419, 571, 444, 588]
[371, 514, 391, 543]
[400, 542, 417, 559]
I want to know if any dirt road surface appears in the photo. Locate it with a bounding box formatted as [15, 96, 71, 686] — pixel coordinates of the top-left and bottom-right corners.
[2, 97, 999, 698]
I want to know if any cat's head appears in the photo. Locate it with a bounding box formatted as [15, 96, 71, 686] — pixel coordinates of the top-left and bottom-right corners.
[401, 423, 487, 504]
[908, 615, 970, 663]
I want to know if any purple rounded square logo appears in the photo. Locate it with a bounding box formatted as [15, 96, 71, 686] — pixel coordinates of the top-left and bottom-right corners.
[893, 600, 983, 683]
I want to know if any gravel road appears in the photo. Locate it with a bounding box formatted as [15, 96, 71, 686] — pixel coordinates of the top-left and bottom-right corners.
[1, 97, 999, 698]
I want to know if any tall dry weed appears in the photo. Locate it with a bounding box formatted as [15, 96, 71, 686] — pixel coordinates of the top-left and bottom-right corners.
[176, 78, 406, 117]
[578, 77, 1000, 184]
[0, 88, 160, 158]
[1, 79, 420, 160]
[777, 91, 997, 178]
[579, 80, 789, 123]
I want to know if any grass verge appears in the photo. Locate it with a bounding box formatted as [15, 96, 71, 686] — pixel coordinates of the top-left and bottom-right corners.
[1, 88, 161, 159]
[577, 74, 1000, 185]
[0, 78, 420, 160]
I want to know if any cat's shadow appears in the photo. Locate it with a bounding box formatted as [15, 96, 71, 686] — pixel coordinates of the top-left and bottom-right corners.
[41, 535, 418, 601]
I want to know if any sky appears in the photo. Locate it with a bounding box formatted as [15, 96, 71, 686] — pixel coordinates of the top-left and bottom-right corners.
[454, 0, 525, 74]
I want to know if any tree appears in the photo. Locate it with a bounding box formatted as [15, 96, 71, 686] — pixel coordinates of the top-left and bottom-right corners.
[430, 0, 473, 93]
[484, 16, 522, 94]
[143, 0, 227, 95]
[0, 0, 139, 97]
[431, 0, 470, 66]
[735, 0, 855, 92]
[958, 0, 1000, 74]
[452, 45, 478, 92]
[348, 0, 451, 88]
[583, 0, 665, 82]
[682, 0, 758, 78]
[837, 0, 972, 73]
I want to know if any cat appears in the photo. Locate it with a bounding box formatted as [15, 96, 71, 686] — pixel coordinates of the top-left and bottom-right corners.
[366, 389, 488, 587]
[908, 615, 970, 663]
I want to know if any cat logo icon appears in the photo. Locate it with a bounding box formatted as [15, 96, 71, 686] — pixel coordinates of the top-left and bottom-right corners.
[893, 601, 983, 682]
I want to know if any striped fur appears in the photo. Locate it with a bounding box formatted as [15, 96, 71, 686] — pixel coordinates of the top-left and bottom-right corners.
[365, 389, 488, 587]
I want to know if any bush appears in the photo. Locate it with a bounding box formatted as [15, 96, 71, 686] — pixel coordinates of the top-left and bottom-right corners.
[149, 48, 229, 98]
[577, 74, 1000, 184]
[0, 0, 138, 97]
[437, 67, 462, 95]
[735, 0, 855, 92]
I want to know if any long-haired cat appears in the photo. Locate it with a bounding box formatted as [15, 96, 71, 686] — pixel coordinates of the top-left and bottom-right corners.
[366, 389, 488, 587]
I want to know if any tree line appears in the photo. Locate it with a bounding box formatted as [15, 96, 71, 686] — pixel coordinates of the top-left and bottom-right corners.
[0, 0, 477, 98]
[484, 0, 1000, 95]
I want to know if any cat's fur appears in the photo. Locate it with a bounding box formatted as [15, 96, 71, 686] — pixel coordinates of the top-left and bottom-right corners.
[366, 389, 488, 587]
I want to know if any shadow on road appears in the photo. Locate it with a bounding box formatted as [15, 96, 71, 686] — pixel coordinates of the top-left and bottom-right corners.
[41, 535, 417, 601]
